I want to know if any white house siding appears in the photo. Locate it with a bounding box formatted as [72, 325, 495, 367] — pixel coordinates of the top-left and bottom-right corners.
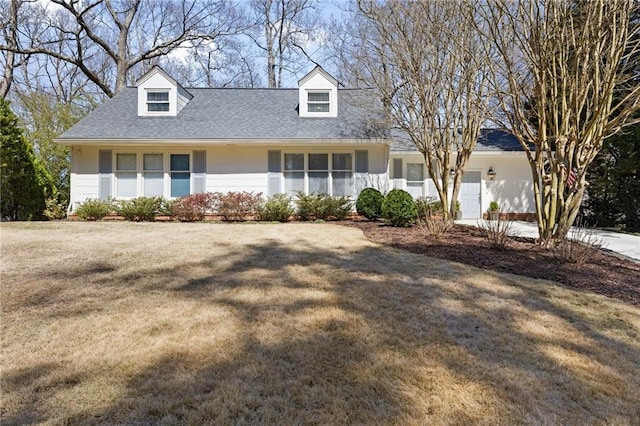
[69, 143, 389, 209]
[298, 69, 338, 118]
[176, 86, 191, 113]
[206, 146, 269, 194]
[136, 72, 179, 117]
[473, 154, 534, 214]
[70, 146, 100, 206]
[388, 151, 534, 218]
[206, 144, 388, 196]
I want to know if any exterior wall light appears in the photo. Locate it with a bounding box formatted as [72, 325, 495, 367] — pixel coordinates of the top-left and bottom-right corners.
[487, 166, 497, 180]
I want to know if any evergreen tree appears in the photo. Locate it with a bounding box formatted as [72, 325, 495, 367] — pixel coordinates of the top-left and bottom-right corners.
[583, 125, 640, 231]
[0, 99, 53, 220]
[581, 5, 640, 232]
[17, 92, 89, 208]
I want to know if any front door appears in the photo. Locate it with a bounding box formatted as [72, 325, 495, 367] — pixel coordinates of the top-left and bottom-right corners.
[460, 171, 481, 219]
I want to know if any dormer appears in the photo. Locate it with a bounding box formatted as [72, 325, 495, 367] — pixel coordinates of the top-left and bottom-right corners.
[136, 66, 192, 117]
[298, 66, 339, 118]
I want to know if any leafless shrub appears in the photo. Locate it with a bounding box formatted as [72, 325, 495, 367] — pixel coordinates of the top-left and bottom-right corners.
[552, 225, 604, 264]
[417, 214, 452, 239]
[417, 201, 451, 238]
[478, 216, 514, 250]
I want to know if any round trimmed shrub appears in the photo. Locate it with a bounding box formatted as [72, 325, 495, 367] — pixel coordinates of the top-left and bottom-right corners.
[356, 187, 384, 220]
[382, 189, 417, 227]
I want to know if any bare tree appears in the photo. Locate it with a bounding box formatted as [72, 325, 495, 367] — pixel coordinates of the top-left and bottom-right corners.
[338, 0, 493, 221]
[0, 0, 32, 99]
[0, 0, 244, 97]
[248, 0, 322, 88]
[160, 37, 263, 88]
[480, 0, 640, 246]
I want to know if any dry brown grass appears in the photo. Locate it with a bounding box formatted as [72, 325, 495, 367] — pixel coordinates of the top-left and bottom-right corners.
[1, 222, 639, 425]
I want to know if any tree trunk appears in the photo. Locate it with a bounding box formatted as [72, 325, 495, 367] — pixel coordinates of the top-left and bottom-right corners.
[1, 0, 19, 99]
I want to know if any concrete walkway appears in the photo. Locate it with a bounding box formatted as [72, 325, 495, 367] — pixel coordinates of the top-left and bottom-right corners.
[456, 219, 640, 261]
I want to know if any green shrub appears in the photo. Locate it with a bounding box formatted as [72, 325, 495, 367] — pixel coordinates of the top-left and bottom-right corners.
[172, 193, 214, 222]
[214, 191, 264, 222]
[382, 189, 417, 227]
[295, 192, 321, 221]
[259, 193, 294, 222]
[75, 198, 114, 221]
[44, 197, 67, 220]
[327, 196, 353, 220]
[356, 187, 384, 220]
[295, 192, 353, 221]
[159, 198, 176, 217]
[117, 197, 163, 222]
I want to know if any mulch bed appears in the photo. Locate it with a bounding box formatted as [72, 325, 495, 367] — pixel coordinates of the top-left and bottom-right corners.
[342, 220, 640, 306]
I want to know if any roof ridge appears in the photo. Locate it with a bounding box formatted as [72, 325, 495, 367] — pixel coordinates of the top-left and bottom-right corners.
[124, 86, 372, 91]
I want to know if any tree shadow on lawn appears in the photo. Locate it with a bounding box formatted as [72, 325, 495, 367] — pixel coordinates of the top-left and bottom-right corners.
[6, 237, 640, 424]
[349, 221, 640, 306]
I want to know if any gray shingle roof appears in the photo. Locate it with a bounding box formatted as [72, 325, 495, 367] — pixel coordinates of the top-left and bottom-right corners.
[391, 128, 523, 152]
[58, 87, 387, 141]
[58, 86, 522, 153]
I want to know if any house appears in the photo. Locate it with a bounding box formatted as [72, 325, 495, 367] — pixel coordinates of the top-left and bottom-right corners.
[56, 65, 535, 219]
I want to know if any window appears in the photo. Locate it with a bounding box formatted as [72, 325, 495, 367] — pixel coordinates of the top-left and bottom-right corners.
[332, 153, 352, 196]
[307, 92, 330, 113]
[406, 163, 424, 198]
[147, 91, 169, 112]
[143, 154, 164, 196]
[284, 153, 304, 194]
[110, 151, 197, 199]
[170, 154, 190, 197]
[282, 152, 353, 197]
[308, 153, 328, 194]
[116, 153, 137, 198]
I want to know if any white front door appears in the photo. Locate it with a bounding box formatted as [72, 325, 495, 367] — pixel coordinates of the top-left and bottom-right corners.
[460, 171, 481, 219]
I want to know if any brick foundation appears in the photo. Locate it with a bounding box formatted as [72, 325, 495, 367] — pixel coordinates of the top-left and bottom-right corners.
[481, 212, 537, 222]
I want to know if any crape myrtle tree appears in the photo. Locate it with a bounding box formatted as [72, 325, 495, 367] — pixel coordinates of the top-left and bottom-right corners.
[479, 0, 640, 246]
[337, 0, 493, 222]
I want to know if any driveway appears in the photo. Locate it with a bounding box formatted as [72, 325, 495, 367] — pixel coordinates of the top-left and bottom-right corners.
[456, 220, 640, 261]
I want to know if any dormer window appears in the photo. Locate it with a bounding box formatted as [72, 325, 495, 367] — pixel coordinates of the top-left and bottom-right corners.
[147, 91, 170, 112]
[298, 66, 338, 118]
[308, 91, 330, 113]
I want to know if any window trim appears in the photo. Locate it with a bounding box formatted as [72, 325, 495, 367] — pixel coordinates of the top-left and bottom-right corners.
[406, 162, 425, 198]
[146, 90, 170, 113]
[306, 90, 330, 113]
[115, 153, 138, 199]
[282, 151, 354, 197]
[169, 153, 192, 198]
[142, 153, 165, 197]
[111, 150, 193, 199]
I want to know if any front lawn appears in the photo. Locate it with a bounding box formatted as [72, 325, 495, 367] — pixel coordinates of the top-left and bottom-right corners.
[2, 222, 639, 424]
